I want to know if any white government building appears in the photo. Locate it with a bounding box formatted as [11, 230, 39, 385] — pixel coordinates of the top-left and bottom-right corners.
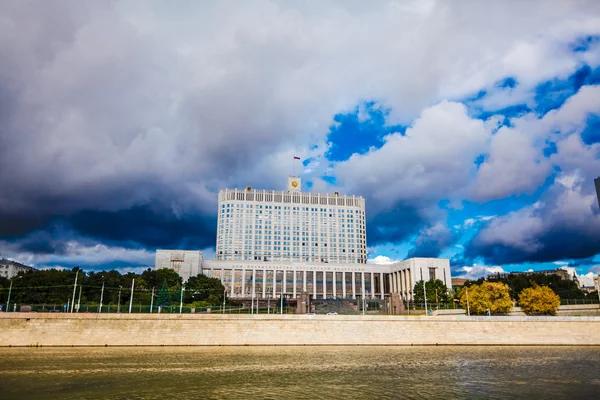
[155, 176, 451, 301]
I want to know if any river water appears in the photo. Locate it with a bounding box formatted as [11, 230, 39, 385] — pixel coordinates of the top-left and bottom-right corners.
[1, 346, 599, 399]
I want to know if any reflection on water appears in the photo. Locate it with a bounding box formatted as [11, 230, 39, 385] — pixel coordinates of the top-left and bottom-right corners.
[0, 346, 599, 399]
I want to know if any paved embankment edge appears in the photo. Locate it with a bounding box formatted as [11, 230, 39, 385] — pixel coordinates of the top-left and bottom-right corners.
[1, 313, 599, 347]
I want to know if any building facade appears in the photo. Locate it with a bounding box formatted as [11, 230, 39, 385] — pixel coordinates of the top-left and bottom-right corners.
[0, 259, 35, 279]
[215, 176, 367, 264]
[155, 253, 451, 301]
[154, 250, 202, 281]
[155, 176, 452, 301]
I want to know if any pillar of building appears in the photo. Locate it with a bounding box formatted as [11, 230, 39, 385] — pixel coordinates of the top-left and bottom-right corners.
[303, 270, 307, 293]
[293, 270, 297, 298]
[251, 269, 256, 299]
[323, 271, 327, 299]
[282, 270, 287, 294]
[241, 269, 246, 297]
[312, 270, 317, 299]
[231, 269, 236, 297]
[388, 274, 393, 294]
[333, 272, 337, 299]
[342, 272, 347, 299]
[352, 271, 356, 299]
[262, 269, 267, 298]
[371, 272, 375, 299]
[380, 272, 385, 300]
[361, 272, 366, 299]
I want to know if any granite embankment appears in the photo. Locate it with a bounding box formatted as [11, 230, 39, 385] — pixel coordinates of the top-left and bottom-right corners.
[1, 313, 599, 346]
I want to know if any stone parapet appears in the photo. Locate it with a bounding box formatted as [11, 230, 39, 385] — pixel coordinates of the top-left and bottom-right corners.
[1, 313, 599, 346]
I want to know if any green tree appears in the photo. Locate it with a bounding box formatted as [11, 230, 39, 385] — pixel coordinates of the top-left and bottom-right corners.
[518, 284, 560, 315]
[183, 274, 226, 305]
[141, 268, 182, 290]
[459, 282, 513, 315]
[413, 279, 449, 303]
[156, 280, 171, 309]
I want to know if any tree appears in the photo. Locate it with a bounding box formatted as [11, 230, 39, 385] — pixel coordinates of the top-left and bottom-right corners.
[156, 280, 171, 309]
[183, 274, 226, 305]
[459, 282, 513, 315]
[413, 279, 449, 303]
[518, 284, 560, 315]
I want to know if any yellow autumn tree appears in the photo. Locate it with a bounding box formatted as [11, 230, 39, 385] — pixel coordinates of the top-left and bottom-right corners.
[459, 282, 513, 315]
[518, 284, 560, 315]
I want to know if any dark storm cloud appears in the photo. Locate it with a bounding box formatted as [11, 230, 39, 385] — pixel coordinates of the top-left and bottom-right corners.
[406, 225, 459, 259]
[67, 204, 216, 250]
[367, 202, 425, 246]
[462, 177, 600, 265]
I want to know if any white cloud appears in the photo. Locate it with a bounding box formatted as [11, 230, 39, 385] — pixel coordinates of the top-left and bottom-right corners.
[456, 265, 505, 280]
[368, 255, 397, 265]
[335, 101, 489, 209]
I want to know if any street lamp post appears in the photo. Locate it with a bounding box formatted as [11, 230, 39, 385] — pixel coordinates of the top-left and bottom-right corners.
[76, 285, 82, 313]
[98, 280, 105, 313]
[128, 279, 135, 314]
[423, 280, 428, 316]
[150, 287, 155, 313]
[179, 286, 184, 314]
[466, 288, 471, 317]
[117, 286, 123, 313]
[6, 276, 21, 312]
[70, 270, 79, 313]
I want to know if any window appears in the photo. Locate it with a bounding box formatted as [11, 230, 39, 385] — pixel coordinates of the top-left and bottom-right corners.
[429, 268, 436, 281]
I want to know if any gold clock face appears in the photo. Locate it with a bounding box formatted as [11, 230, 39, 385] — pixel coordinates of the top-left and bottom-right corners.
[291, 181, 298, 187]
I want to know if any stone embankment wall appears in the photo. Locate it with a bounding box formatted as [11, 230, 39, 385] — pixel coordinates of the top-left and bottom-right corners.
[434, 304, 600, 316]
[1, 313, 599, 346]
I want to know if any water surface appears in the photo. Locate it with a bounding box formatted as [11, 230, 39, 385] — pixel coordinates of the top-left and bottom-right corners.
[1, 346, 598, 399]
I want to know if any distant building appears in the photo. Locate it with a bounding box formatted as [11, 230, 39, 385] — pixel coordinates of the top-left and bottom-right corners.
[451, 278, 467, 287]
[0, 259, 35, 279]
[595, 177, 600, 209]
[216, 176, 367, 264]
[154, 250, 202, 281]
[492, 268, 575, 283]
[155, 176, 452, 300]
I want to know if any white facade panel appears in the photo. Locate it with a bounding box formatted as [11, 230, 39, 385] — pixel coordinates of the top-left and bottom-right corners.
[215, 180, 367, 264]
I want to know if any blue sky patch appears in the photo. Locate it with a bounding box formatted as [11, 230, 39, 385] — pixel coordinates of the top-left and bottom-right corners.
[325, 101, 406, 162]
[581, 114, 600, 145]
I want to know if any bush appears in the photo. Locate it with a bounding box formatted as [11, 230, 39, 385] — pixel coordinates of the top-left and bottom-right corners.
[518, 284, 560, 315]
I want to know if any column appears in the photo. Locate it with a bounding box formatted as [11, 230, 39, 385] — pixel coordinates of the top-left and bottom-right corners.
[371, 272, 375, 299]
[241, 269, 246, 297]
[303, 270, 307, 293]
[251, 269, 256, 299]
[380, 272, 385, 300]
[273, 270, 277, 298]
[293, 271, 297, 298]
[323, 271, 327, 299]
[333, 272, 337, 299]
[262, 269, 266, 298]
[352, 271, 356, 299]
[342, 272, 347, 299]
[230, 269, 235, 297]
[391, 271, 397, 293]
[361, 272, 366, 299]
[221, 268, 225, 284]
[283, 270, 287, 294]
[388, 274, 393, 295]
[313, 271, 317, 299]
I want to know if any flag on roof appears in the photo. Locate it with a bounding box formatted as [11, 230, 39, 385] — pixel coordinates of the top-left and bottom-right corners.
[293, 156, 301, 160]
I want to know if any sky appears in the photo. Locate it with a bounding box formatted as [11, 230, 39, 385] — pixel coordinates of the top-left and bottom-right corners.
[1, 0, 600, 284]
